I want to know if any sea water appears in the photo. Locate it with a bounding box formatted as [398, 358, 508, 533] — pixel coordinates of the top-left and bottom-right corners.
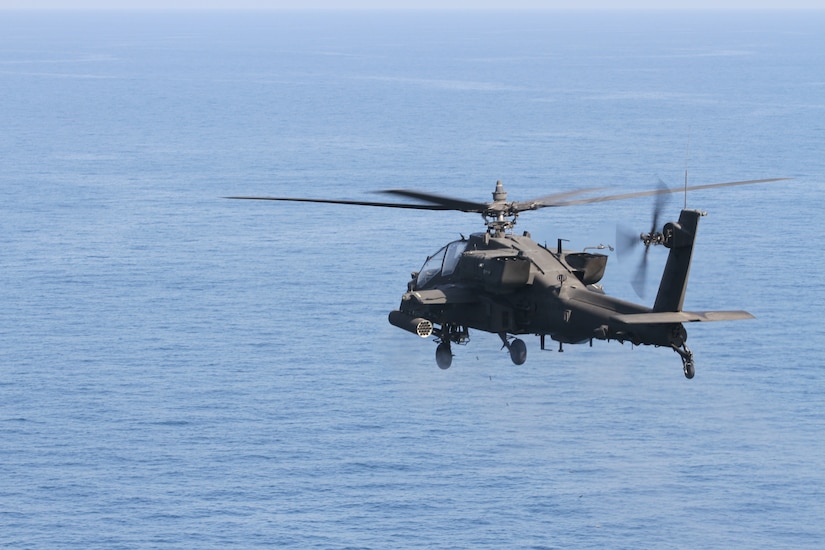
[1, 10, 824, 548]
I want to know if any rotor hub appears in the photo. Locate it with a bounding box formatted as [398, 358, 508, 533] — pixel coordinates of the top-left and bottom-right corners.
[484, 211, 518, 235]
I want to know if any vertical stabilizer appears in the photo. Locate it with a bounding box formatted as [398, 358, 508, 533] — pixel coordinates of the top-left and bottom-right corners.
[653, 209, 703, 313]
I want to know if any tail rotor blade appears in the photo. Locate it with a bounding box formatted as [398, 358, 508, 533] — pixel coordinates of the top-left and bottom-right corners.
[626, 178, 671, 298]
[631, 246, 650, 298]
[615, 224, 641, 263]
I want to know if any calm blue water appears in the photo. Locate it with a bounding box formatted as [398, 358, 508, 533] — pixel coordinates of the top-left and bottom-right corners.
[1, 10, 824, 548]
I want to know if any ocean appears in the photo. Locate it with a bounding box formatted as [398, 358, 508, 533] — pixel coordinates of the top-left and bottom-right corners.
[1, 10, 824, 548]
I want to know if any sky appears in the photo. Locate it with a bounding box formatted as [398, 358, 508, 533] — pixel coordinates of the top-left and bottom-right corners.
[0, 0, 822, 10]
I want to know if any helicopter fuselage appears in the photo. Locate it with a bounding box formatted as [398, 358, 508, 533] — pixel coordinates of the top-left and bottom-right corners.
[394, 231, 677, 351]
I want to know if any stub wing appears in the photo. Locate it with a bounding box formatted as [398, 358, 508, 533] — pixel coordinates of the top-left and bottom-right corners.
[407, 285, 479, 305]
[612, 310, 755, 324]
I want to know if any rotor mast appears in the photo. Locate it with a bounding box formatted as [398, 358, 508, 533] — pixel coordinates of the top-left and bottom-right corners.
[485, 180, 519, 236]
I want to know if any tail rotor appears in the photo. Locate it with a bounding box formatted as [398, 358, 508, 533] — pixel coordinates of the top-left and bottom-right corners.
[616, 178, 671, 298]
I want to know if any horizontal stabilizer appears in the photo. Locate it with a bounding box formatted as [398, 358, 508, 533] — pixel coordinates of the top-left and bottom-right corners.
[613, 310, 754, 325]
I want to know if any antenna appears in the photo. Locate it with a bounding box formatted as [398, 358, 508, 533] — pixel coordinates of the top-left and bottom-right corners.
[684, 128, 691, 209]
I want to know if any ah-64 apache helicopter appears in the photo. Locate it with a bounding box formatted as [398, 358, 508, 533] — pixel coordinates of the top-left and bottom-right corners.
[228, 177, 786, 379]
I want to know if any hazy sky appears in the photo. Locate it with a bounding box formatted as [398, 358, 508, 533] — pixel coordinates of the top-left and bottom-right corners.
[1, 0, 822, 9]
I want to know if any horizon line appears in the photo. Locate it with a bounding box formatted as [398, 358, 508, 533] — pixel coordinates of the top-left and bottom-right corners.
[1, 5, 823, 12]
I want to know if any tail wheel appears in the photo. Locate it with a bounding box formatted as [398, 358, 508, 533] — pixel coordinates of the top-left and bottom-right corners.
[683, 359, 695, 379]
[672, 343, 695, 379]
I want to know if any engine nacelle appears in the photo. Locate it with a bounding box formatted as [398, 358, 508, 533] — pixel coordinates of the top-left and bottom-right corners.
[563, 252, 607, 285]
[388, 310, 434, 338]
[458, 250, 532, 291]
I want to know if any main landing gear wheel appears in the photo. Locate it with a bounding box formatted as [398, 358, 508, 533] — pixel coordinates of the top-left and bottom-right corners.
[499, 334, 527, 365]
[435, 342, 452, 370]
[509, 338, 527, 365]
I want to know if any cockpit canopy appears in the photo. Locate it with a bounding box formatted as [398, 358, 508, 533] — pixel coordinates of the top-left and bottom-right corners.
[416, 239, 468, 288]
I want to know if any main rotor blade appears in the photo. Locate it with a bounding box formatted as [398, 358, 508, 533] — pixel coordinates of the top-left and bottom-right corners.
[227, 177, 790, 215]
[550, 178, 791, 207]
[224, 195, 456, 211]
[383, 186, 611, 213]
[227, 186, 611, 215]
[378, 189, 489, 213]
[511, 186, 609, 211]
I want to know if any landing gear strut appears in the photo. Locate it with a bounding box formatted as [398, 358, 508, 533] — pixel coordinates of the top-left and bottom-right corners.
[433, 324, 469, 370]
[499, 333, 527, 365]
[672, 343, 695, 379]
